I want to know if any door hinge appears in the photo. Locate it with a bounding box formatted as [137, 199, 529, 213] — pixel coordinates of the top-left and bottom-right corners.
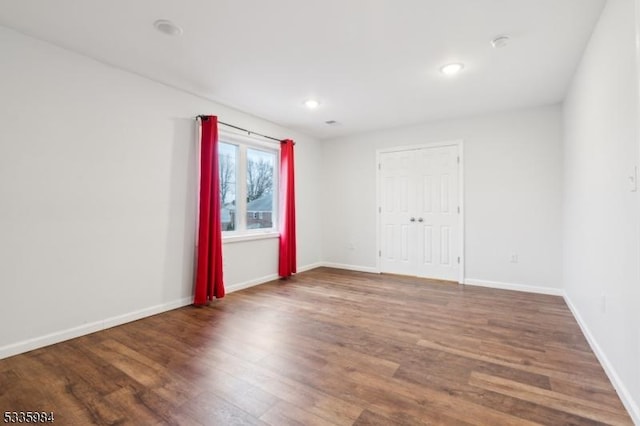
[378, 163, 382, 170]
[379, 250, 382, 257]
[457, 206, 460, 214]
[457, 256, 460, 264]
[457, 156, 460, 164]
[378, 206, 382, 213]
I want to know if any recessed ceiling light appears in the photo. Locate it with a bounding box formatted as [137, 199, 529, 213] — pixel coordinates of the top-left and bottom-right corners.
[440, 63, 464, 76]
[491, 35, 510, 48]
[304, 99, 320, 109]
[154, 19, 183, 36]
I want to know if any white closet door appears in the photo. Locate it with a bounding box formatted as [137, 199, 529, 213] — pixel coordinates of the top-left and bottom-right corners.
[414, 145, 459, 281]
[379, 145, 460, 281]
[379, 150, 416, 276]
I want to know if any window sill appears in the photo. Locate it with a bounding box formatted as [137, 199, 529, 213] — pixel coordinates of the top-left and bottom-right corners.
[222, 232, 280, 244]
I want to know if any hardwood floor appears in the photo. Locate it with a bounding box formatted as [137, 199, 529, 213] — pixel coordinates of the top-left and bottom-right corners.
[0, 268, 632, 425]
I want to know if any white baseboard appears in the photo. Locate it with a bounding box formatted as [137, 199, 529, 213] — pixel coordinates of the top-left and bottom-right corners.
[224, 262, 326, 294]
[321, 262, 379, 274]
[298, 262, 324, 273]
[101, 297, 193, 329]
[3, 266, 637, 424]
[0, 262, 326, 360]
[312, 268, 564, 297]
[462, 277, 638, 422]
[225, 270, 565, 298]
[0, 296, 193, 360]
[226, 273, 280, 293]
[463, 278, 564, 296]
[563, 293, 640, 424]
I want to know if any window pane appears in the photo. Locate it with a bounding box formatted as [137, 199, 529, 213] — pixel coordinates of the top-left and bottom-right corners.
[246, 148, 275, 229]
[219, 142, 238, 232]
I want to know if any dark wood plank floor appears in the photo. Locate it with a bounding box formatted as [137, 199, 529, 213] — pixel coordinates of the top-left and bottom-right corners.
[0, 268, 632, 425]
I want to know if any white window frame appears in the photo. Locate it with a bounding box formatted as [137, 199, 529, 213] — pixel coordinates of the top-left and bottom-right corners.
[219, 130, 280, 243]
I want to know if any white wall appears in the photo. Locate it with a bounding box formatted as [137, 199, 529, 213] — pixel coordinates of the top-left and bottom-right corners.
[320, 105, 564, 292]
[0, 26, 322, 358]
[562, 0, 640, 421]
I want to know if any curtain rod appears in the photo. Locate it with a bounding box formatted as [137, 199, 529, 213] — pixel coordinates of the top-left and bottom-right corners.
[196, 115, 290, 144]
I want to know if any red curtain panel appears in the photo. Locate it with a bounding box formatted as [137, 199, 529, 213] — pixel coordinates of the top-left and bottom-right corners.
[194, 116, 225, 304]
[279, 139, 297, 277]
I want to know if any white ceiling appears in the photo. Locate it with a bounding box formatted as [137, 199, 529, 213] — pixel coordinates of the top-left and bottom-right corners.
[0, 0, 605, 140]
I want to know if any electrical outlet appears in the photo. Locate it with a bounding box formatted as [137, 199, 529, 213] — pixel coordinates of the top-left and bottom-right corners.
[630, 166, 638, 192]
[510, 254, 518, 263]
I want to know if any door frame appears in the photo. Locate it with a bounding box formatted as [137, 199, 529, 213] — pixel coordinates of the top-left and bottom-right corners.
[375, 140, 465, 283]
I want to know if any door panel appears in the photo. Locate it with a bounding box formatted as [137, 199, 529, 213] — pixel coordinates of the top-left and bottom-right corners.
[384, 225, 394, 260]
[423, 226, 433, 264]
[380, 151, 415, 276]
[423, 175, 433, 213]
[440, 226, 450, 266]
[441, 174, 450, 213]
[400, 224, 409, 261]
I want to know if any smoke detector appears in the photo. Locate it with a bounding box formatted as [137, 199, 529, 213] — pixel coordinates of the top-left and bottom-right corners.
[491, 35, 510, 48]
[154, 20, 183, 36]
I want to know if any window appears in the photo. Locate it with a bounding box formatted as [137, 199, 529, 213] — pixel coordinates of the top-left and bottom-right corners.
[218, 133, 278, 237]
[219, 142, 238, 231]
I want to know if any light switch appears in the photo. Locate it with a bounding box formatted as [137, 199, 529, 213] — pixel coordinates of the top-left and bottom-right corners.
[630, 166, 638, 192]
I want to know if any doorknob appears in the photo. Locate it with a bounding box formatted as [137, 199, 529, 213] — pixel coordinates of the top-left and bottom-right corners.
[418, 218, 424, 222]
[410, 217, 416, 222]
